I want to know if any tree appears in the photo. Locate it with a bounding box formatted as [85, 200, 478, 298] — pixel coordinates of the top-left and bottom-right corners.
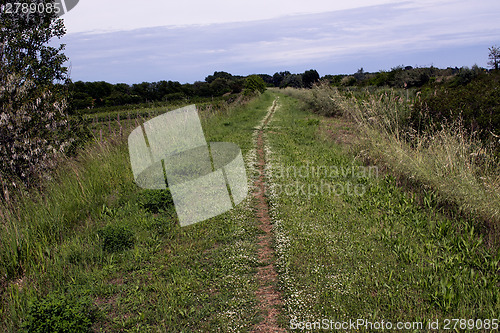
[0, 1, 67, 85]
[244, 75, 267, 94]
[205, 71, 233, 84]
[488, 45, 500, 71]
[280, 74, 303, 88]
[0, 0, 82, 192]
[272, 71, 290, 87]
[302, 69, 320, 88]
[353, 68, 365, 81]
[257, 74, 273, 86]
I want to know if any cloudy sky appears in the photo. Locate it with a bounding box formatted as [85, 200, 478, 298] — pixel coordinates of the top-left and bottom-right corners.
[58, 0, 500, 84]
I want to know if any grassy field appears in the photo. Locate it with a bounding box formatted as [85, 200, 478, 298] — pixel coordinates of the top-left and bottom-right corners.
[1, 90, 499, 331]
[0, 93, 273, 332]
[266, 93, 499, 330]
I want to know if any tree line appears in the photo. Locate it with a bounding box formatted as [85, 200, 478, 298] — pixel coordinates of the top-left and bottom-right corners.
[68, 65, 496, 114]
[68, 71, 296, 112]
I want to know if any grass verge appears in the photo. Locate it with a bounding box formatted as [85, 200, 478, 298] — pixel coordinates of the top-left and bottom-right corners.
[281, 84, 500, 247]
[266, 93, 499, 329]
[0, 92, 274, 332]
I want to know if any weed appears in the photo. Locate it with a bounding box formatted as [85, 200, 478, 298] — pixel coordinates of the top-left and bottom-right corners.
[22, 292, 97, 333]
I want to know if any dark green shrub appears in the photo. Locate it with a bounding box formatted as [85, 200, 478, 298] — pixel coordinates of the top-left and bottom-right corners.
[410, 72, 500, 149]
[23, 293, 96, 333]
[138, 189, 174, 214]
[244, 75, 267, 94]
[98, 225, 134, 253]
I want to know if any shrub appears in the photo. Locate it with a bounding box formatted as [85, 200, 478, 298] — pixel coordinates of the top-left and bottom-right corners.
[244, 75, 267, 95]
[281, 82, 343, 117]
[98, 225, 134, 253]
[0, 76, 77, 192]
[302, 69, 320, 88]
[308, 82, 343, 117]
[0, 3, 89, 195]
[23, 293, 96, 333]
[410, 72, 500, 151]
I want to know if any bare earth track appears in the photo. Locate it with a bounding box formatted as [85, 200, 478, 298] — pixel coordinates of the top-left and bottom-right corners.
[251, 99, 285, 333]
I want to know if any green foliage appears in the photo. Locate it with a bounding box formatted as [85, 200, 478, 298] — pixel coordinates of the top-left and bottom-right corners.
[23, 293, 96, 333]
[98, 224, 135, 253]
[411, 72, 500, 147]
[244, 75, 267, 94]
[302, 69, 320, 88]
[138, 189, 174, 214]
[268, 93, 500, 323]
[0, 0, 67, 85]
[0, 95, 266, 331]
[488, 45, 500, 71]
[69, 72, 248, 112]
[281, 82, 343, 117]
[272, 71, 291, 87]
[450, 65, 483, 86]
[280, 74, 304, 88]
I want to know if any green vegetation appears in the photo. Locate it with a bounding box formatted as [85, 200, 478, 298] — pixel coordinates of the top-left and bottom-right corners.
[266, 93, 499, 326]
[1, 84, 499, 330]
[411, 71, 500, 150]
[138, 189, 174, 214]
[0, 1, 88, 192]
[0, 93, 275, 331]
[282, 82, 500, 246]
[98, 225, 135, 253]
[244, 75, 267, 94]
[2, 2, 499, 330]
[68, 72, 246, 112]
[23, 293, 97, 333]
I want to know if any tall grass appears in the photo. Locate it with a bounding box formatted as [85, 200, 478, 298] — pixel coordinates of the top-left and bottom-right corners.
[0, 138, 134, 284]
[0, 93, 266, 330]
[283, 83, 500, 245]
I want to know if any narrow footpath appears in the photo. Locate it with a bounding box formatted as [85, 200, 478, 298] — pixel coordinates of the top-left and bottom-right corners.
[251, 99, 285, 333]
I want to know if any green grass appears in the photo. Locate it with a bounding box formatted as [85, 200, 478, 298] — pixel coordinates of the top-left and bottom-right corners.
[0, 92, 273, 332]
[266, 93, 499, 328]
[282, 84, 500, 246]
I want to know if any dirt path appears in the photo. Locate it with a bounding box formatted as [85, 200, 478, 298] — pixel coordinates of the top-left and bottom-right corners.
[251, 99, 285, 333]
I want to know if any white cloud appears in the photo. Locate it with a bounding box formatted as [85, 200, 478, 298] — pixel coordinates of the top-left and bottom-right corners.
[63, 0, 403, 33]
[61, 0, 500, 83]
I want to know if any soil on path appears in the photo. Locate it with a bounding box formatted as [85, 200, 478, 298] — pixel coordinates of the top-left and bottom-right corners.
[251, 99, 285, 333]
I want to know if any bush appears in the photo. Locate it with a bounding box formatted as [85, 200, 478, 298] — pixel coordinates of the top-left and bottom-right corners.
[98, 225, 134, 253]
[23, 293, 96, 333]
[282, 82, 343, 117]
[410, 72, 500, 150]
[0, 75, 79, 192]
[244, 75, 267, 94]
[308, 82, 343, 117]
[0, 4, 88, 195]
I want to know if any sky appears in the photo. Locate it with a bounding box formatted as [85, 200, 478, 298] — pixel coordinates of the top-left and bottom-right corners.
[58, 0, 500, 84]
